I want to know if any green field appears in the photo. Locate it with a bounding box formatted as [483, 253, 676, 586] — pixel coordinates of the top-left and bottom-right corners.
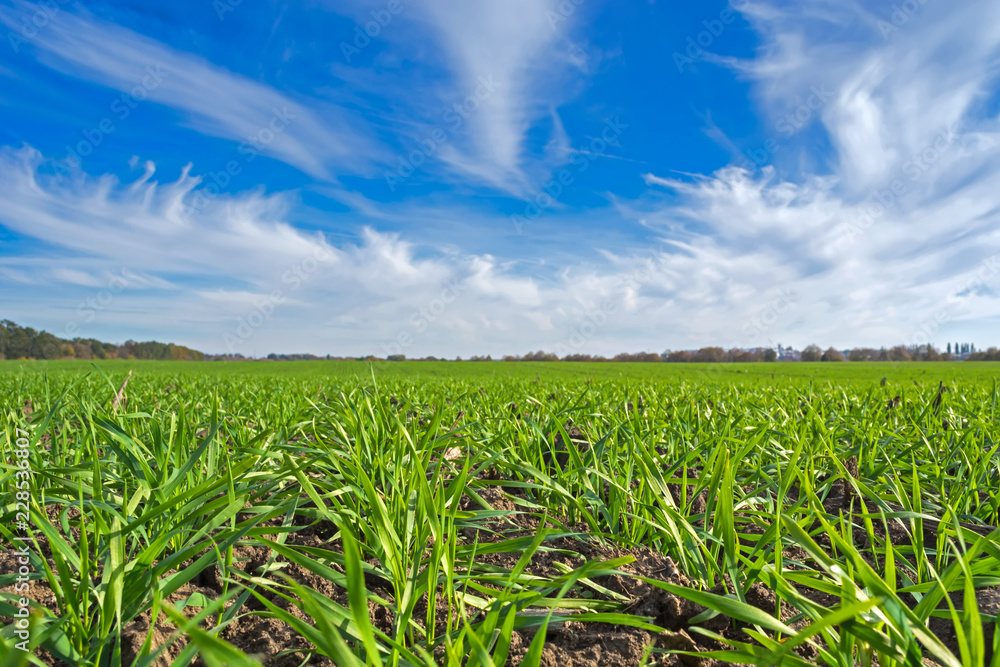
[1, 361, 999, 666]
[4, 359, 1000, 384]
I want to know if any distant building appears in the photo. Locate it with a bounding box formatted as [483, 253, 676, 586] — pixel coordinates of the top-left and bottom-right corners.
[777, 348, 800, 362]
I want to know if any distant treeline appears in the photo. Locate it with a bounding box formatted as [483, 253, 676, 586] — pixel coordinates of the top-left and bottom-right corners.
[3, 318, 994, 363]
[462, 349, 776, 362]
[0, 320, 204, 361]
[397, 344, 987, 363]
[482, 349, 780, 362]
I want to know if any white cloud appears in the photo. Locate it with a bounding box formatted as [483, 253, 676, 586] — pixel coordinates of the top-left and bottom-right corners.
[584, 0, 1000, 351]
[196, 289, 305, 309]
[466, 256, 543, 307]
[51, 268, 104, 288]
[417, 0, 576, 192]
[6, 0, 595, 196]
[0, 146, 338, 281]
[730, 0, 1000, 193]
[6, 133, 999, 356]
[0, 144, 811, 356]
[0, 146, 565, 353]
[0, 2, 377, 180]
[4, 0, 1000, 355]
[336, 0, 588, 194]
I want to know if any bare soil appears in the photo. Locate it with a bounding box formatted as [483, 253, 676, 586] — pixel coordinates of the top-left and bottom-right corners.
[2, 473, 997, 666]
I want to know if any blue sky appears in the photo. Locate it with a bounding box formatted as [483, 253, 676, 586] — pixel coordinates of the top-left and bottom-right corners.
[1, 0, 999, 357]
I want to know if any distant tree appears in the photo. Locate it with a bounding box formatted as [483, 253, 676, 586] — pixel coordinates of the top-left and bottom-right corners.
[887, 345, 911, 362]
[821, 347, 845, 362]
[387, 354, 406, 361]
[693, 347, 726, 363]
[801, 345, 822, 362]
[563, 353, 608, 362]
[729, 348, 764, 362]
[520, 350, 557, 361]
[5, 323, 32, 359]
[947, 342, 952, 355]
[613, 352, 662, 362]
[0, 319, 205, 361]
[763, 348, 777, 362]
[923, 345, 942, 361]
[0, 323, 9, 359]
[30, 331, 61, 359]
